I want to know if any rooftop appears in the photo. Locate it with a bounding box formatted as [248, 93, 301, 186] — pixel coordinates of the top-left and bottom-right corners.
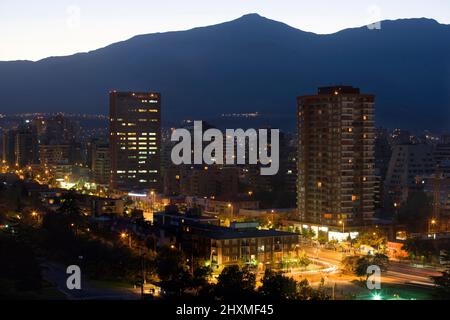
[191, 224, 298, 240]
[318, 86, 360, 95]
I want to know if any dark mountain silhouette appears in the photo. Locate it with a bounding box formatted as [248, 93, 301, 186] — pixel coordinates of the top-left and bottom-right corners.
[1, 13, 450, 131]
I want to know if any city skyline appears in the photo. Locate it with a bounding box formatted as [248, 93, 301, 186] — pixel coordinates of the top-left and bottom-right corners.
[1, 2, 450, 305]
[1, 0, 450, 61]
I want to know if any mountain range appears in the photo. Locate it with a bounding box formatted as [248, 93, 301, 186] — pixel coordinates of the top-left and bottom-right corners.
[1, 13, 450, 131]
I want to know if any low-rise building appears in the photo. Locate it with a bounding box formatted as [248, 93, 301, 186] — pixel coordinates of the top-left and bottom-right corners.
[183, 223, 301, 270]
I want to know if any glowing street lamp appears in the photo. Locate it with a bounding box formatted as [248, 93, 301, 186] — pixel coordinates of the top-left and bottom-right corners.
[429, 219, 438, 234]
[339, 220, 345, 234]
[121, 232, 132, 248]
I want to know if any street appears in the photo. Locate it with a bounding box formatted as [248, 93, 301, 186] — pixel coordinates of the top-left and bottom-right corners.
[301, 247, 441, 288]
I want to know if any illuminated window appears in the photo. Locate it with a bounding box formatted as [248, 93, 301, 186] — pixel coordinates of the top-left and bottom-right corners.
[352, 195, 357, 202]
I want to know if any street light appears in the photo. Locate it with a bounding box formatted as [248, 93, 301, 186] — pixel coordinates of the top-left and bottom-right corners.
[339, 220, 345, 234]
[429, 219, 438, 234]
[121, 232, 132, 248]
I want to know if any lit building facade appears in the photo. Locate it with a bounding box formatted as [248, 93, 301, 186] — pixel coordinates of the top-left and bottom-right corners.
[385, 144, 435, 205]
[39, 144, 71, 166]
[2, 129, 16, 166]
[109, 91, 161, 192]
[91, 141, 110, 185]
[297, 86, 375, 228]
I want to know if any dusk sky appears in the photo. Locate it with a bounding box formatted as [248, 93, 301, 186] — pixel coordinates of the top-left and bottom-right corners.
[1, 0, 449, 61]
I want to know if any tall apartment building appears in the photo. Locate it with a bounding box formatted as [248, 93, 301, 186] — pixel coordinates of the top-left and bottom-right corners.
[91, 141, 110, 185]
[15, 129, 38, 167]
[384, 144, 435, 205]
[425, 161, 450, 232]
[109, 91, 161, 192]
[2, 129, 16, 166]
[39, 144, 71, 165]
[297, 86, 375, 228]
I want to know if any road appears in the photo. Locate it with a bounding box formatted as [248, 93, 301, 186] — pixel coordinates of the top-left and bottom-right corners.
[41, 262, 141, 300]
[302, 247, 442, 287]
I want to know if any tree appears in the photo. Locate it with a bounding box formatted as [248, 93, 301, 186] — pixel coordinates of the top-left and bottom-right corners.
[259, 269, 298, 300]
[317, 230, 328, 245]
[341, 255, 361, 275]
[371, 253, 389, 272]
[402, 238, 436, 261]
[57, 190, 85, 232]
[155, 246, 191, 296]
[398, 190, 432, 233]
[297, 278, 330, 300]
[191, 266, 214, 298]
[355, 231, 387, 252]
[302, 228, 316, 240]
[341, 254, 389, 280]
[0, 234, 42, 293]
[298, 252, 311, 270]
[214, 265, 256, 300]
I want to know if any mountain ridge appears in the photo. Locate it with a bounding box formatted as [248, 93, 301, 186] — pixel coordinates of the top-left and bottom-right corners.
[1, 14, 449, 131]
